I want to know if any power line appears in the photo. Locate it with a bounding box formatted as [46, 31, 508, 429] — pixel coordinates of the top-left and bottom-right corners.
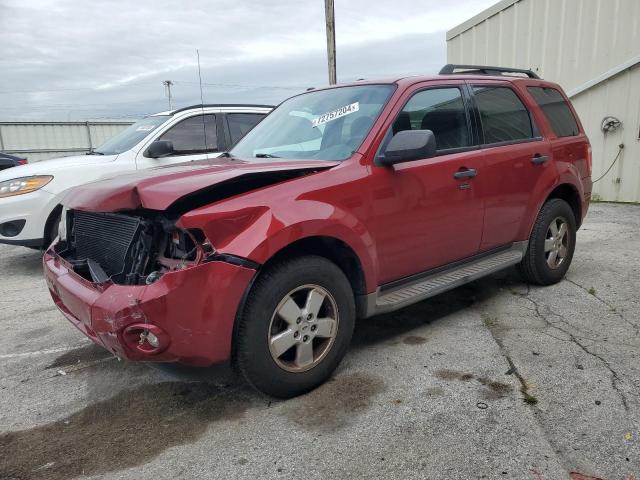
[0, 80, 308, 96]
[0, 98, 167, 109]
[173, 80, 306, 90]
[0, 81, 159, 95]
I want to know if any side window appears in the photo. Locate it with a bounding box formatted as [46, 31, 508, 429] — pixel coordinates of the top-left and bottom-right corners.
[227, 113, 265, 144]
[527, 87, 580, 137]
[391, 87, 471, 151]
[472, 86, 533, 144]
[159, 114, 217, 154]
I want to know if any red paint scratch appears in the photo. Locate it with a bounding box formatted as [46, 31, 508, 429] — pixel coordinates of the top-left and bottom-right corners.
[569, 473, 606, 480]
[530, 467, 544, 480]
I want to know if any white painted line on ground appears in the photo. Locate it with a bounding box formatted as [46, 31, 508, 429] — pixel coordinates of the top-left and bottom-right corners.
[0, 343, 88, 359]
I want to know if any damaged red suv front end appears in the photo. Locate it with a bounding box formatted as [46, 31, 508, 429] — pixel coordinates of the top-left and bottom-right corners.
[43, 159, 333, 365]
[43, 213, 256, 365]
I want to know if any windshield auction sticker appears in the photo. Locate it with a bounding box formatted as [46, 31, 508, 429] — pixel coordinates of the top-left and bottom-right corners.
[312, 102, 360, 127]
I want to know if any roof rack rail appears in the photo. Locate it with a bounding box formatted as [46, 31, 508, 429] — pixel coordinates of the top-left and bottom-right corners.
[170, 103, 275, 115]
[439, 64, 540, 79]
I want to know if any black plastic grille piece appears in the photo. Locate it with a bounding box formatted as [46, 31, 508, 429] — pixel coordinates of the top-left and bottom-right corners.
[72, 211, 141, 277]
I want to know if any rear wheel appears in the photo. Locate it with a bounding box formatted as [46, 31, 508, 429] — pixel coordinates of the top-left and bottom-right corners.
[518, 198, 576, 285]
[234, 255, 355, 398]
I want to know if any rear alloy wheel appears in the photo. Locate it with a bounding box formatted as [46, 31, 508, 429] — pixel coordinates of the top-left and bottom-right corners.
[518, 198, 577, 285]
[544, 217, 570, 269]
[235, 256, 355, 398]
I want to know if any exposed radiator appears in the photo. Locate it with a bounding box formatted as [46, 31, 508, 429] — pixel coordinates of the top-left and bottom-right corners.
[72, 211, 142, 277]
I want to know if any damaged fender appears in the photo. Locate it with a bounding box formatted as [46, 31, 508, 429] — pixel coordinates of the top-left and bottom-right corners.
[179, 199, 380, 294]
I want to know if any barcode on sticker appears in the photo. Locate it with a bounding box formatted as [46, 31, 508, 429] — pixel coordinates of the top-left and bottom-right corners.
[312, 102, 359, 127]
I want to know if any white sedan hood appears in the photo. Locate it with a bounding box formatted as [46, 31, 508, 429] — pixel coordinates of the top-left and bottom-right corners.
[0, 154, 118, 183]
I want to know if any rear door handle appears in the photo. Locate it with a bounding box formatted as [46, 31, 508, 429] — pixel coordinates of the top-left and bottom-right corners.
[453, 168, 477, 179]
[531, 154, 548, 165]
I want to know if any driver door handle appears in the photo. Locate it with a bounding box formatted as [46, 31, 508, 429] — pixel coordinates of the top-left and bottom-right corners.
[531, 154, 549, 165]
[453, 168, 477, 179]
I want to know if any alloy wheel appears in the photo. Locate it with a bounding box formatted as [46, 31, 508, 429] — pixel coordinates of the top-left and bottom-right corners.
[268, 284, 339, 373]
[544, 216, 569, 269]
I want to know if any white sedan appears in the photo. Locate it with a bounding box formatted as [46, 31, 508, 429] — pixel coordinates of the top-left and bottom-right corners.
[0, 104, 271, 248]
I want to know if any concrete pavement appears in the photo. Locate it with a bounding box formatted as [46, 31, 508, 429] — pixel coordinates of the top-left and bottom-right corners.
[1, 202, 638, 480]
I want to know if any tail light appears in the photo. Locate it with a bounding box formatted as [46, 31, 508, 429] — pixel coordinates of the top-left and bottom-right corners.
[17, 158, 28, 165]
[586, 144, 592, 177]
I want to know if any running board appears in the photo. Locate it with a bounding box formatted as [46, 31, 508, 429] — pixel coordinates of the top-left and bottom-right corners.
[362, 242, 527, 317]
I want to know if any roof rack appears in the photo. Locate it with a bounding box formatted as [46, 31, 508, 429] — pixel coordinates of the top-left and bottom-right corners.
[170, 103, 275, 115]
[439, 64, 540, 79]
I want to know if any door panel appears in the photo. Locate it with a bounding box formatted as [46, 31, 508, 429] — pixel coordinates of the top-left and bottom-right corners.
[477, 140, 551, 250]
[367, 85, 484, 284]
[369, 150, 484, 284]
[469, 82, 552, 250]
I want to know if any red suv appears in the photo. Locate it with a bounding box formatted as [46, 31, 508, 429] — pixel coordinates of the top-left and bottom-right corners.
[44, 65, 592, 398]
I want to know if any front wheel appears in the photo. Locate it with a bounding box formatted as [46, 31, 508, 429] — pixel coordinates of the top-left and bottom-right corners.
[234, 255, 355, 398]
[518, 198, 577, 285]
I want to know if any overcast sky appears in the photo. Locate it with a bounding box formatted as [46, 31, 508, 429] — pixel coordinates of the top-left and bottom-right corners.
[0, 0, 495, 121]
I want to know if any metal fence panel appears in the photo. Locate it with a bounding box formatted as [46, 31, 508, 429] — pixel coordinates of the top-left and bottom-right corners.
[0, 121, 134, 161]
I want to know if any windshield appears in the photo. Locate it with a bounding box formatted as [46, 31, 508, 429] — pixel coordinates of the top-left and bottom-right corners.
[230, 84, 395, 161]
[94, 115, 169, 155]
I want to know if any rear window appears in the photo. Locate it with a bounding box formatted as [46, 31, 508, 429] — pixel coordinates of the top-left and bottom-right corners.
[472, 86, 534, 144]
[527, 87, 580, 137]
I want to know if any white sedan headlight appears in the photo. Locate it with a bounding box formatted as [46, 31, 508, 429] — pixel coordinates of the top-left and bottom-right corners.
[0, 176, 53, 198]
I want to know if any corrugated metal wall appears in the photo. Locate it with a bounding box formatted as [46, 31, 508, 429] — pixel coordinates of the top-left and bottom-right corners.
[0, 121, 134, 162]
[447, 0, 640, 202]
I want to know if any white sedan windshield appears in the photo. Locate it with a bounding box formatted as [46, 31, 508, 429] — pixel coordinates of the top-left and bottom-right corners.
[230, 85, 394, 161]
[94, 115, 169, 155]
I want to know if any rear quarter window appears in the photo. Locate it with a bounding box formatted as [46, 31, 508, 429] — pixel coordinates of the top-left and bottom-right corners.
[227, 113, 266, 144]
[527, 87, 580, 137]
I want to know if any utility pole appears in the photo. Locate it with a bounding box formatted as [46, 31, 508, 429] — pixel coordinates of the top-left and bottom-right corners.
[162, 80, 174, 110]
[324, 0, 336, 85]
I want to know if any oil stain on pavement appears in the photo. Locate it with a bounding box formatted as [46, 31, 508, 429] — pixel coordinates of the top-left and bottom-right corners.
[20, 325, 55, 340]
[434, 369, 513, 400]
[402, 335, 427, 345]
[46, 344, 113, 370]
[0, 381, 250, 480]
[282, 372, 385, 432]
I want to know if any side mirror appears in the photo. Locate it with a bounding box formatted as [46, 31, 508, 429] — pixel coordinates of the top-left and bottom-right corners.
[379, 130, 436, 166]
[145, 140, 174, 158]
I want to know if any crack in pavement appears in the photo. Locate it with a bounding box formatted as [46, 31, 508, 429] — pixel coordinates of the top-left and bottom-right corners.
[518, 287, 630, 412]
[565, 278, 640, 336]
[477, 308, 573, 476]
[475, 279, 634, 477]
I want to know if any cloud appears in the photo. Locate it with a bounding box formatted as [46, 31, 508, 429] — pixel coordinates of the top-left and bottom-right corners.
[0, 0, 496, 120]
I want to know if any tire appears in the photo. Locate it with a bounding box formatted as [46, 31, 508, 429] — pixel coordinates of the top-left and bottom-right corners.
[517, 198, 577, 286]
[234, 255, 355, 398]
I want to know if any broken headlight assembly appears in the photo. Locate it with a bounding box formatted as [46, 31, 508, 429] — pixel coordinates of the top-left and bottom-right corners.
[58, 209, 215, 286]
[145, 228, 214, 284]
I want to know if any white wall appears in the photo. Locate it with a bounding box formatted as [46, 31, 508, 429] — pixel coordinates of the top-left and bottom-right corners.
[447, 0, 640, 202]
[0, 121, 134, 162]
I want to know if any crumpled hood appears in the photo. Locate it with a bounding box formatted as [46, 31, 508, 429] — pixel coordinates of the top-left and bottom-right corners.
[0, 154, 117, 183]
[63, 157, 339, 212]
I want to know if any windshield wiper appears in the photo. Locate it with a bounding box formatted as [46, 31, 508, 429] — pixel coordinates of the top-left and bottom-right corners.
[86, 150, 104, 155]
[254, 153, 280, 158]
